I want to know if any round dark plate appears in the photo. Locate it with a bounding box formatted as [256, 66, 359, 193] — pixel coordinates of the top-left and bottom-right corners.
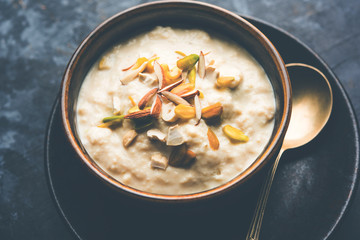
[45, 16, 359, 240]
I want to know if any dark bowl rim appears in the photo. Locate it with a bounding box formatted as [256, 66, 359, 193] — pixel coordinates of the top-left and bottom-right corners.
[60, 0, 291, 202]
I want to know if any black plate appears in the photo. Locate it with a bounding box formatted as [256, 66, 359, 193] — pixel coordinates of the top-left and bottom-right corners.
[45, 16, 359, 240]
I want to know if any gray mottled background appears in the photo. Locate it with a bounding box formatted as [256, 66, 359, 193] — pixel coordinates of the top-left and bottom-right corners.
[0, 0, 359, 239]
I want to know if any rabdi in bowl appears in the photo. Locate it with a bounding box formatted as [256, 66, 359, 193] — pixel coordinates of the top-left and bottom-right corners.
[61, 1, 291, 201]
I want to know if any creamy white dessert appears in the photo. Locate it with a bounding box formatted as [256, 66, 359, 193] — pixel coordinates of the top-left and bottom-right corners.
[76, 27, 275, 195]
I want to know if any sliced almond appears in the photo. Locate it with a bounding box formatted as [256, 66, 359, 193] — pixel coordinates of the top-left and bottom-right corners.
[194, 95, 201, 125]
[159, 79, 184, 93]
[181, 70, 188, 81]
[150, 153, 168, 170]
[207, 128, 219, 150]
[124, 108, 151, 119]
[123, 130, 137, 148]
[120, 61, 148, 85]
[162, 102, 178, 122]
[154, 60, 165, 89]
[180, 89, 200, 99]
[170, 83, 195, 96]
[139, 72, 157, 85]
[138, 88, 158, 110]
[166, 124, 184, 146]
[198, 51, 206, 79]
[201, 102, 223, 119]
[150, 95, 162, 118]
[112, 96, 122, 115]
[161, 91, 190, 106]
[147, 129, 167, 142]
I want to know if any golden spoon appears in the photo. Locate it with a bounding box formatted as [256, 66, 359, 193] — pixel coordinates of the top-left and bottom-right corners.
[246, 63, 333, 240]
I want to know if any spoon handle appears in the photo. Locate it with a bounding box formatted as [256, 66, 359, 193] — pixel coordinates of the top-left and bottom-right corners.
[246, 149, 285, 240]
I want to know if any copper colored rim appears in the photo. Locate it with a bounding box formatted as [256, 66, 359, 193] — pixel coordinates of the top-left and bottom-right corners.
[61, 0, 291, 202]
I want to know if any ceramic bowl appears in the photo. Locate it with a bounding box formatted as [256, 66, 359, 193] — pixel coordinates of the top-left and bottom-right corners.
[61, 0, 291, 202]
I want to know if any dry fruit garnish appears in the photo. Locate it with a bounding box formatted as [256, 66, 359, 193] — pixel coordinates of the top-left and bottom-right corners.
[216, 75, 242, 89]
[146, 57, 159, 73]
[166, 124, 184, 146]
[169, 144, 196, 167]
[138, 88, 158, 110]
[175, 50, 187, 57]
[147, 129, 167, 142]
[98, 115, 124, 128]
[131, 57, 148, 70]
[98, 56, 110, 70]
[150, 95, 162, 118]
[165, 66, 182, 83]
[223, 125, 249, 142]
[161, 91, 190, 106]
[150, 153, 168, 170]
[124, 109, 151, 119]
[112, 96, 122, 115]
[177, 54, 199, 71]
[170, 83, 195, 96]
[174, 104, 196, 120]
[179, 89, 199, 99]
[201, 102, 223, 119]
[188, 67, 196, 85]
[159, 79, 184, 93]
[194, 94, 201, 125]
[123, 130, 137, 147]
[207, 128, 219, 150]
[154, 60, 165, 89]
[161, 102, 178, 122]
[120, 61, 148, 85]
[198, 51, 206, 79]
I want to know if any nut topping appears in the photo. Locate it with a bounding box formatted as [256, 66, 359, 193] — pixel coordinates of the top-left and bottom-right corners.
[138, 88, 158, 110]
[161, 91, 190, 106]
[174, 104, 196, 120]
[201, 102, 223, 119]
[124, 109, 151, 119]
[198, 51, 206, 79]
[223, 125, 249, 142]
[166, 124, 184, 146]
[207, 128, 219, 150]
[147, 129, 167, 142]
[123, 130, 137, 148]
[150, 153, 168, 170]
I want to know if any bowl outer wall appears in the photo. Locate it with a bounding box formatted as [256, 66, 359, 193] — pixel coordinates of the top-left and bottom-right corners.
[60, 0, 291, 202]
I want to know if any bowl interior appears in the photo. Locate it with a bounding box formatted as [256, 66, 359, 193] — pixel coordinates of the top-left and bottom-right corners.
[62, 1, 290, 201]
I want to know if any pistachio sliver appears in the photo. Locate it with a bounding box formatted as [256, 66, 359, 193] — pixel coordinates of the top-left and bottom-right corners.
[176, 54, 199, 71]
[188, 67, 196, 85]
[102, 115, 125, 123]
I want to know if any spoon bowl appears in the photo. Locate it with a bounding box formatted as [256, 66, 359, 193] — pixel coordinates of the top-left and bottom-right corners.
[284, 63, 333, 149]
[247, 63, 333, 240]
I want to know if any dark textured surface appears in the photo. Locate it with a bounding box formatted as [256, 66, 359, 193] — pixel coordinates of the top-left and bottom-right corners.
[0, 0, 359, 239]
